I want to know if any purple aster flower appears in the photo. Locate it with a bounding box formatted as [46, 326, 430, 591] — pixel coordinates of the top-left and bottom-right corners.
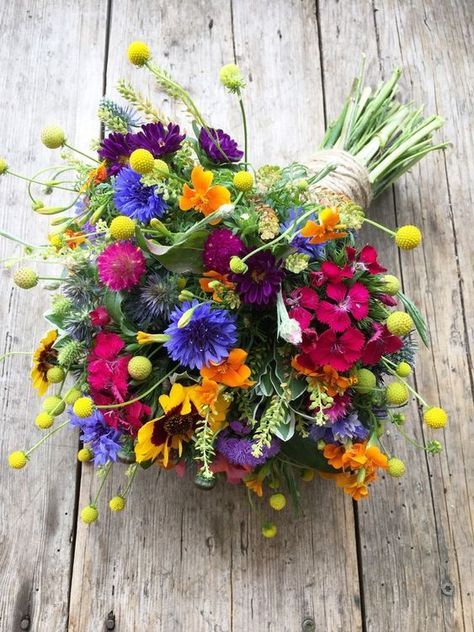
[69, 408, 122, 466]
[113, 167, 167, 223]
[129, 122, 185, 157]
[231, 251, 283, 306]
[309, 413, 368, 444]
[281, 208, 325, 259]
[203, 228, 245, 274]
[164, 300, 238, 369]
[98, 131, 134, 176]
[216, 426, 281, 467]
[199, 127, 243, 163]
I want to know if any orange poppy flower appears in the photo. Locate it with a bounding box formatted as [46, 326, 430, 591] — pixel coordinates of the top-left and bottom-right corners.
[200, 348, 255, 388]
[292, 358, 357, 398]
[244, 474, 264, 497]
[341, 443, 368, 470]
[300, 207, 347, 244]
[82, 162, 108, 191]
[64, 228, 86, 249]
[335, 473, 369, 501]
[199, 270, 235, 302]
[179, 165, 231, 219]
[365, 445, 389, 470]
[190, 378, 220, 414]
[323, 444, 345, 470]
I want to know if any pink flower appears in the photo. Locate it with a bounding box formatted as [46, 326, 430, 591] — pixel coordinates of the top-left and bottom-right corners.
[360, 323, 403, 365]
[285, 287, 319, 329]
[320, 261, 353, 283]
[97, 240, 146, 291]
[88, 333, 130, 403]
[90, 305, 111, 327]
[306, 327, 365, 372]
[210, 453, 252, 484]
[315, 282, 369, 332]
[346, 245, 386, 275]
[101, 400, 150, 435]
[325, 393, 351, 421]
[89, 332, 125, 359]
[377, 293, 398, 307]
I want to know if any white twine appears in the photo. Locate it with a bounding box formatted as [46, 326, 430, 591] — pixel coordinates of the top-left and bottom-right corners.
[306, 149, 373, 209]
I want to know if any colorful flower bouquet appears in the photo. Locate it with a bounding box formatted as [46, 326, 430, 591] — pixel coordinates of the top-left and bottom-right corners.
[2, 43, 449, 536]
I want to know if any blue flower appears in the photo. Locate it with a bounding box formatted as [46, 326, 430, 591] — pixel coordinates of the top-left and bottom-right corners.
[69, 408, 122, 466]
[164, 300, 238, 370]
[113, 167, 167, 223]
[281, 207, 325, 259]
[309, 413, 368, 444]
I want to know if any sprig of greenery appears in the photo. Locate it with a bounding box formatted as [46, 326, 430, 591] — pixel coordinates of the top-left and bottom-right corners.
[116, 79, 168, 123]
[193, 413, 216, 479]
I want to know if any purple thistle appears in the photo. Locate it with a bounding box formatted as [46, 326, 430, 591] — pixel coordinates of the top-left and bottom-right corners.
[199, 127, 243, 164]
[231, 251, 283, 306]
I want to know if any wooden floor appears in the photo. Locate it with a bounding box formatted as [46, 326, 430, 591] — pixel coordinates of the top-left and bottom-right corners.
[0, 1, 472, 630]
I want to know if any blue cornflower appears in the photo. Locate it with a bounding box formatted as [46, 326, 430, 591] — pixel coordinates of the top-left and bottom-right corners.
[113, 167, 167, 223]
[164, 300, 238, 370]
[281, 207, 325, 259]
[69, 408, 122, 466]
[309, 413, 368, 444]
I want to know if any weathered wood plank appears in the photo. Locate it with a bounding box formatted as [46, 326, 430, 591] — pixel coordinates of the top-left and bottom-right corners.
[68, 1, 363, 630]
[0, 1, 107, 631]
[318, 0, 474, 630]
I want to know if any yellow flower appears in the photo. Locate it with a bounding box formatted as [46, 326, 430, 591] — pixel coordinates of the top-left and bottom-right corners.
[31, 330, 58, 395]
[129, 148, 155, 174]
[136, 331, 169, 345]
[135, 383, 199, 467]
[424, 406, 448, 429]
[395, 225, 422, 250]
[127, 41, 151, 66]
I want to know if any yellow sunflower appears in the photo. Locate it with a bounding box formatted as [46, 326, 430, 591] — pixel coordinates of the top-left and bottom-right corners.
[135, 383, 200, 467]
[31, 330, 58, 396]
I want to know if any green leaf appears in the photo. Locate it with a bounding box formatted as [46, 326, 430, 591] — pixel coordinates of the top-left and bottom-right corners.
[43, 311, 66, 331]
[398, 291, 429, 347]
[144, 230, 208, 274]
[273, 411, 295, 441]
[281, 434, 337, 473]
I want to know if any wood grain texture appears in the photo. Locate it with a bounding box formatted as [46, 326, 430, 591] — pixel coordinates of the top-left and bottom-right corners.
[0, 2, 107, 631]
[0, 1, 472, 631]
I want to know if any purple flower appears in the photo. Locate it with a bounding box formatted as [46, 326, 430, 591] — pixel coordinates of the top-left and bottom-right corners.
[281, 208, 325, 259]
[203, 228, 245, 274]
[130, 122, 185, 157]
[98, 132, 134, 175]
[216, 425, 281, 467]
[69, 408, 122, 466]
[164, 300, 238, 369]
[231, 251, 283, 306]
[309, 413, 368, 444]
[114, 167, 167, 222]
[199, 127, 243, 163]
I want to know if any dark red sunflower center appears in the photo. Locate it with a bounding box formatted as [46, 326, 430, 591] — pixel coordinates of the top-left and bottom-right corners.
[154, 404, 200, 441]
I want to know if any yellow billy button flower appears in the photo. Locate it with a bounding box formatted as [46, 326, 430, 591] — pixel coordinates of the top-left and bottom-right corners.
[395, 225, 422, 250]
[153, 159, 169, 179]
[424, 406, 448, 429]
[8, 450, 28, 469]
[385, 382, 409, 406]
[261, 522, 277, 538]
[396, 362, 412, 378]
[109, 496, 126, 512]
[77, 447, 93, 462]
[13, 267, 38, 289]
[110, 215, 136, 240]
[129, 148, 155, 174]
[229, 256, 248, 274]
[386, 311, 414, 337]
[269, 493, 287, 511]
[64, 387, 82, 405]
[35, 411, 54, 429]
[233, 171, 254, 192]
[128, 356, 152, 380]
[80, 505, 98, 524]
[388, 457, 406, 477]
[219, 63, 245, 91]
[0, 158, 8, 174]
[41, 125, 66, 149]
[127, 41, 151, 66]
[301, 469, 315, 482]
[73, 397, 94, 418]
[382, 274, 401, 295]
[46, 366, 65, 384]
[354, 368, 377, 394]
[43, 395, 65, 416]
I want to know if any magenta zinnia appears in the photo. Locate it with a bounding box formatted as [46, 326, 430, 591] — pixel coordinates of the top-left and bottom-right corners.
[97, 241, 146, 291]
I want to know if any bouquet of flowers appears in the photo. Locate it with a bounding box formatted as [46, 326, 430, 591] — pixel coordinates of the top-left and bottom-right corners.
[2, 42, 449, 537]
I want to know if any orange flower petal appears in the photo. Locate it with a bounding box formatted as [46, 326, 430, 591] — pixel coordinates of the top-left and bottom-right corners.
[191, 165, 213, 193]
[206, 185, 231, 211]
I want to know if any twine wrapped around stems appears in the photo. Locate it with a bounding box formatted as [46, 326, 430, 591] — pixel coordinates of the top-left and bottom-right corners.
[306, 149, 373, 210]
